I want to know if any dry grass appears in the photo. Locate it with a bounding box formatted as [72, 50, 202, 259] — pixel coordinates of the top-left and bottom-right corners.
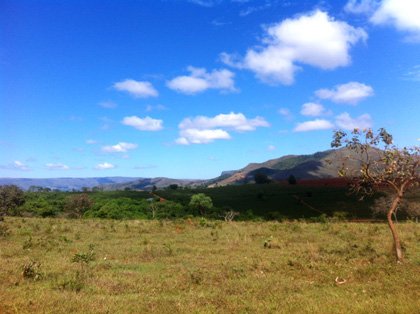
[1, 217, 419, 313]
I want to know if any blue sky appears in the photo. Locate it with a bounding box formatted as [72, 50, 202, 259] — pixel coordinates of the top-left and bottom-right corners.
[1, 0, 419, 179]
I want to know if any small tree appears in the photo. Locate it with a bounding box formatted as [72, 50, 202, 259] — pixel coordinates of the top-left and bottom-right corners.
[189, 193, 213, 216]
[332, 128, 419, 262]
[0, 185, 25, 220]
[65, 193, 94, 218]
[288, 174, 297, 185]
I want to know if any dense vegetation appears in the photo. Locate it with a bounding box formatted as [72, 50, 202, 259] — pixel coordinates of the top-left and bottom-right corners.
[1, 183, 419, 221]
[1, 217, 419, 313]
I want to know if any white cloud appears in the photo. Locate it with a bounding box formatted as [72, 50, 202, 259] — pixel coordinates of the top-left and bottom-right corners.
[46, 163, 70, 170]
[95, 162, 115, 170]
[315, 82, 374, 104]
[335, 112, 372, 130]
[176, 129, 231, 145]
[102, 142, 138, 153]
[221, 10, 367, 85]
[167, 66, 236, 94]
[300, 103, 327, 116]
[179, 112, 269, 132]
[122, 116, 163, 131]
[176, 112, 269, 145]
[113, 79, 158, 98]
[267, 145, 276, 151]
[294, 119, 334, 132]
[344, 0, 378, 14]
[293, 111, 373, 132]
[86, 139, 97, 145]
[371, 0, 420, 41]
[13, 161, 30, 171]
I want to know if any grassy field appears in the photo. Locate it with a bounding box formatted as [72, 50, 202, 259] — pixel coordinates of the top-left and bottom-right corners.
[1, 217, 419, 313]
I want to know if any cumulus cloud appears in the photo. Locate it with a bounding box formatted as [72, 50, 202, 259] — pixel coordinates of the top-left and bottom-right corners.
[293, 111, 373, 132]
[113, 79, 158, 98]
[179, 112, 269, 132]
[315, 82, 374, 104]
[221, 10, 367, 85]
[371, 0, 420, 41]
[122, 116, 163, 131]
[294, 119, 335, 132]
[176, 129, 231, 145]
[335, 112, 372, 130]
[300, 103, 327, 116]
[176, 112, 269, 145]
[345, 0, 420, 41]
[95, 162, 115, 170]
[167, 66, 236, 94]
[46, 163, 70, 170]
[102, 142, 138, 153]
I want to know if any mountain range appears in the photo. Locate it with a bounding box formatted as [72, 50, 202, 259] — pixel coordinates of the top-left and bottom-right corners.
[0, 148, 359, 191]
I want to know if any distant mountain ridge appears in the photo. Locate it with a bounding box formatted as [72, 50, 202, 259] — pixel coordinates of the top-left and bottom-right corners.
[0, 148, 363, 191]
[0, 177, 140, 191]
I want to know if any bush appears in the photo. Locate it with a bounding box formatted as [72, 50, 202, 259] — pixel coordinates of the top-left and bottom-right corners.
[0, 185, 25, 218]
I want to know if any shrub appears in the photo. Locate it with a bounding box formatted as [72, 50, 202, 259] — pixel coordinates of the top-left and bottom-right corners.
[22, 260, 43, 281]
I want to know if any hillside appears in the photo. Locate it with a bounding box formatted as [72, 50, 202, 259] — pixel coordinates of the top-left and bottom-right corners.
[207, 148, 360, 186]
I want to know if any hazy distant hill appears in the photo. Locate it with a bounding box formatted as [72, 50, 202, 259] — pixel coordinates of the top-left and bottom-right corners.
[0, 177, 140, 191]
[101, 177, 206, 191]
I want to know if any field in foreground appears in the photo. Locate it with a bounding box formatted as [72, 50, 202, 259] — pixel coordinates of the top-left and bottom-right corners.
[1, 218, 419, 313]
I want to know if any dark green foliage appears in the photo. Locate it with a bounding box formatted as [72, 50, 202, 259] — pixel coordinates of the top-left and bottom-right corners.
[168, 184, 179, 190]
[151, 201, 185, 219]
[84, 197, 149, 219]
[158, 184, 391, 220]
[254, 173, 271, 184]
[19, 192, 65, 217]
[288, 174, 297, 185]
[6, 184, 419, 221]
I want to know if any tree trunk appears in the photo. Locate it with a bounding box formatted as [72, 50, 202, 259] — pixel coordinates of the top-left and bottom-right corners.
[387, 194, 403, 262]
